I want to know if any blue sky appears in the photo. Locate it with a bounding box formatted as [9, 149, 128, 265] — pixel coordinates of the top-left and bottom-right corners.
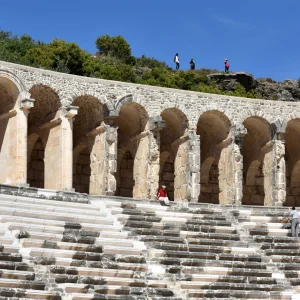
[1, 0, 300, 81]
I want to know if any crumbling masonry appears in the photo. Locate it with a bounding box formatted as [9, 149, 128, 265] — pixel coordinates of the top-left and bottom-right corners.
[0, 61, 299, 206]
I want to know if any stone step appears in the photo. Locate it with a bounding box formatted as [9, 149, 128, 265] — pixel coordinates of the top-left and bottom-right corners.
[0, 253, 22, 263]
[1, 216, 121, 232]
[266, 249, 300, 256]
[0, 245, 19, 254]
[0, 269, 35, 280]
[179, 274, 277, 284]
[128, 229, 239, 240]
[187, 289, 292, 299]
[262, 243, 300, 250]
[249, 228, 290, 237]
[159, 257, 266, 269]
[151, 249, 260, 261]
[0, 261, 32, 271]
[0, 199, 105, 218]
[8, 223, 122, 237]
[113, 207, 227, 220]
[55, 275, 147, 286]
[0, 278, 45, 289]
[106, 201, 223, 215]
[243, 222, 287, 229]
[0, 288, 61, 299]
[71, 293, 179, 300]
[124, 221, 236, 234]
[33, 255, 147, 270]
[181, 281, 286, 291]
[22, 236, 135, 249]
[117, 214, 231, 226]
[187, 237, 247, 247]
[0, 194, 95, 211]
[50, 266, 138, 278]
[254, 236, 300, 244]
[239, 216, 288, 224]
[28, 246, 143, 260]
[270, 255, 300, 263]
[61, 283, 170, 294]
[0, 207, 108, 224]
[151, 242, 256, 255]
[168, 265, 272, 277]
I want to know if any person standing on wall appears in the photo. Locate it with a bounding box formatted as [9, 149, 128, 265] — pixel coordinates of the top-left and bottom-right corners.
[156, 185, 170, 206]
[174, 53, 180, 70]
[224, 59, 230, 72]
[289, 207, 299, 237]
[190, 58, 195, 70]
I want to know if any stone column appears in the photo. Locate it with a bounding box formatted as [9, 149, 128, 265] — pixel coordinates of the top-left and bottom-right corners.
[263, 122, 286, 206]
[16, 97, 35, 185]
[147, 116, 165, 200]
[103, 119, 118, 196]
[44, 106, 78, 191]
[188, 130, 201, 202]
[232, 125, 247, 205]
[0, 95, 34, 186]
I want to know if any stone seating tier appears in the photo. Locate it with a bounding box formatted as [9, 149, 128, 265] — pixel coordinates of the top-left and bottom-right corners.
[0, 194, 299, 299]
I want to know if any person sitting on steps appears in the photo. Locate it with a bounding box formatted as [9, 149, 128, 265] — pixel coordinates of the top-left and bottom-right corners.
[156, 185, 170, 206]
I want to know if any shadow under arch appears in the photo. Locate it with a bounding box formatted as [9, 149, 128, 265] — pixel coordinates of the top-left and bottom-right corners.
[197, 110, 231, 204]
[285, 118, 300, 206]
[72, 95, 106, 194]
[159, 108, 189, 201]
[242, 116, 273, 206]
[114, 101, 149, 198]
[0, 73, 29, 185]
[27, 84, 61, 189]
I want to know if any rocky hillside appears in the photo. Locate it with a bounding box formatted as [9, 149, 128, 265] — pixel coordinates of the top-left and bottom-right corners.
[208, 72, 300, 101]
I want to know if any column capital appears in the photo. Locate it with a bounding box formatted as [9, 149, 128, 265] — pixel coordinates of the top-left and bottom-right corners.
[148, 116, 166, 132]
[20, 98, 35, 111]
[63, 105, 78, 119]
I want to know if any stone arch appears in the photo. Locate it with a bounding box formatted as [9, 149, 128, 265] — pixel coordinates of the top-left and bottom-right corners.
[242, 116, 273, 205]
[115, 101, 149, 198]
[197, 110, 231, 204]
[113, 94, 151, 118]
[72, 95, 106, 194]
[285, 118, 300, 206]
[27, 84, 61, 189]
[239, 109, 274, 127]
[0, 72, 31, 185]
[159, 108, 189, 201]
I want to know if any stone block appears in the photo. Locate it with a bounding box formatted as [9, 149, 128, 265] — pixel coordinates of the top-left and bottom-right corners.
[31, 150, 38, 159]
[121, 169, 133, 179]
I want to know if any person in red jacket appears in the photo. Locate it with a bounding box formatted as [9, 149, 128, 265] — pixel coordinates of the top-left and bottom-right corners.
[156, 185, 170, 206]
[224, 59, 230, 73]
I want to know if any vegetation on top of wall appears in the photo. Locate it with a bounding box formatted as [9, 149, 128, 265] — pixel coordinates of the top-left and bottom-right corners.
[0, 29, 293, 100]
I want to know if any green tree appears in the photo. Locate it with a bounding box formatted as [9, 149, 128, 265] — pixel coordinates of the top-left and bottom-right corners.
[25, 39, 86, 74]
[95, 35, 132, 63]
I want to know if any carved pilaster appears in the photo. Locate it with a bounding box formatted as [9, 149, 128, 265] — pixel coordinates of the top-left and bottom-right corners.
[232, 125, 247, 205]
[147, 116, 166, 199]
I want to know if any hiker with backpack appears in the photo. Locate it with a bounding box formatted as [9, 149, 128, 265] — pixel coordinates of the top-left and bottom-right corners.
[224, 59, 230, 73]
[174, 53, 180, 70]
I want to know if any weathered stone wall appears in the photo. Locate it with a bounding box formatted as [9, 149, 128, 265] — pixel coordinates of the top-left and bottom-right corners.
[1, 60, 300, 205]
